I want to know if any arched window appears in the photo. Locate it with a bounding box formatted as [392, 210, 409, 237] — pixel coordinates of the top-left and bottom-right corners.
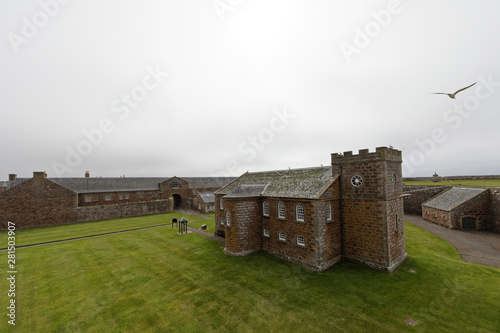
[278, 202, 286, 219]
[220, 198, 223, 210]
[225, 210, 230, 226]
[296, 204, 304, 222]
[326, 203, 332, 221]
[263, 201, 269, 216]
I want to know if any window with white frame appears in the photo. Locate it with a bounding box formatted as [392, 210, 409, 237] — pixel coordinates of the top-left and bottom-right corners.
[263, 201, 269, 216]
[226, 210, 230, 226]
[297, 236, 306, 247]
[279, 232, 286, 241]
[263, 229, 270, 237]
[296, 204, 305, 222]
[105, 194, 112, 201]
[220, 198, 223, 210]
[220, 218, 224, 225]
[172, 181, 179, 189]
[206, 204, 210, 211]
[327, 203, 332, 221]
[278, 202, 286, 219]
[125, 193, 129, 200]
[85, 195, 93, 203]
[119, 194, 123, 200]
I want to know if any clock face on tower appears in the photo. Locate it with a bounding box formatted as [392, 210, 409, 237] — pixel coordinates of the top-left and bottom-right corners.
[351, 175, 363, 187]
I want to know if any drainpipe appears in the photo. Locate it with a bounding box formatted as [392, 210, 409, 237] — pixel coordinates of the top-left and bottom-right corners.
[339, 164, 345, 262]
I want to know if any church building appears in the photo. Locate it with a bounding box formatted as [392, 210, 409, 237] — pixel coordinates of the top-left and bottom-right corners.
[214, 147, 407, 273]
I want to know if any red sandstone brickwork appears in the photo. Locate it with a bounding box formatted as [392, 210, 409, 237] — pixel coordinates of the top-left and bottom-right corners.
[422, 207, 452, 228]
[342, 199, 387, 268]
[332, 147, 406, 272]
[0, 174, 78, 230]
[77, 200, 170, 222]
[78, 191, 160, 207]
[387, 197, 406, 266]
[423, 191, 490, 230]
[451, 191, 490, 230]
[262, 198, 318, 269]
[161, 178, 222, 211]
[316, 199, 342, 269]
[224, 198, 261, 255]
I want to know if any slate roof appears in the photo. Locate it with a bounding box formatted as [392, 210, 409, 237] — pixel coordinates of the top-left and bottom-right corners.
[422, 187, 488, 211]
[198, 192, 215, 203]
[6, 176, 235, 194]
[168, 177, 235, 189]
[224, 184, 269, 198]
[7, 177, 166, 194]
[216, 166, 336, 199]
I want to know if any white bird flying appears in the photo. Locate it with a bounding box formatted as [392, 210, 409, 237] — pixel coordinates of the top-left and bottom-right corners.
[432, 82, 477, 99]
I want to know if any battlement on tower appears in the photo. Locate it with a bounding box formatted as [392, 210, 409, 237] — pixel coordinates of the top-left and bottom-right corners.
[331, 146, 402, 165]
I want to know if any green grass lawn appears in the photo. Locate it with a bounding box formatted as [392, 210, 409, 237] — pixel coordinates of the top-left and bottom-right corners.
[404, 179, 500, 187]
[188, 218, 215, 234]
[0, 212, 201, 249]
[1, 219, 499, 332]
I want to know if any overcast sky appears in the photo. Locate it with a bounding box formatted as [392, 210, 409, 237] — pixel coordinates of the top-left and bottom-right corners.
[1, 0, 499, 179]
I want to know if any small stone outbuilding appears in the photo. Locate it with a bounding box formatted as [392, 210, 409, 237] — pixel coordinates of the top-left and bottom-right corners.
[422, 187, 490, 230]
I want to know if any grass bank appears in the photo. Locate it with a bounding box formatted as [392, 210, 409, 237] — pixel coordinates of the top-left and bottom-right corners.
[0, 219, 498, 332]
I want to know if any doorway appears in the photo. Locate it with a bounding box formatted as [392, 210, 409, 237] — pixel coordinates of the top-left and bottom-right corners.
[173, 194, 182, 209]
[462, 217, 477, 230]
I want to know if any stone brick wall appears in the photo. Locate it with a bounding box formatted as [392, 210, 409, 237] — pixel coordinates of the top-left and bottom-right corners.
[224, 198, 261, 256]
[490, 189, 500, 233]
[332, 147, 406, 272]
[387, 197, 406, 268]
[261, 198, 318, 269]
[422, 207, 452, 228]
[315, 199, 342, 270]
[77, 199, 171, 223]
[403, 186, 450, 215]
[78, 190, 161, 207]
[0, 173, 78, 230]
[342, 199, 388, 269]
[451, 191, 490, 230]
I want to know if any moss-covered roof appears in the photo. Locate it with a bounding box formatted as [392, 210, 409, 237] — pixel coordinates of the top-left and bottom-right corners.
[216, 166, 335, 199]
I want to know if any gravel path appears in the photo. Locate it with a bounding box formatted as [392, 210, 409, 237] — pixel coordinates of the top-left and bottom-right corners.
[405, 214, 500, 268]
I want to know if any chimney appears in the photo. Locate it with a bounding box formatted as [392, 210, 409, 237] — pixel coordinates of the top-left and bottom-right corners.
[85, 171, 90, 178]
[8, 174, 17, 182]
[33, 171, 47, 179]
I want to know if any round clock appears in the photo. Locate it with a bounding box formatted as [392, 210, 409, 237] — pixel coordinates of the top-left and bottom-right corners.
[351, 175, 363, 187]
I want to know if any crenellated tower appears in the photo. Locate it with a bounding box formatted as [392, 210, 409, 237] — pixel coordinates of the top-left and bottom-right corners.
[332, 147, 407, 272]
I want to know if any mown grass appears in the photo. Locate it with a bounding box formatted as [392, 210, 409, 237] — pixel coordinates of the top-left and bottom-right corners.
[404, 179, 500, 187]
[0, 220, 499, 332]
[188, 218, 216, 234]
[0, 212, 201, 248]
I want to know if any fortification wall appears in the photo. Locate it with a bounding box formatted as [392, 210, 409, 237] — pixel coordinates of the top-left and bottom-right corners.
[403, 186, 451, 215]
[489, 189, 500, 233]
[77, 199, 171, 223]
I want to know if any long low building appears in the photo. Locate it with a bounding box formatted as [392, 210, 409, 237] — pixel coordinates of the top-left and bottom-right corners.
[0, 172, 234, 229]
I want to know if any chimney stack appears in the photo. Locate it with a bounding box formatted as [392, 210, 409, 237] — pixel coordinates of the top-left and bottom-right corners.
[33, 171, 47, 179]
[85, 171, 90, 178]
[8, 174, 17, 182]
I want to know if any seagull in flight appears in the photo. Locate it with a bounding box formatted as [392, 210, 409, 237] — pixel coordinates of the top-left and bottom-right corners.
[432, 82, 476, 99]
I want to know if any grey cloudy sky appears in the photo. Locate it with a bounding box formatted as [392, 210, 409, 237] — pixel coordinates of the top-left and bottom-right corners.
[1, 0, 499, 179]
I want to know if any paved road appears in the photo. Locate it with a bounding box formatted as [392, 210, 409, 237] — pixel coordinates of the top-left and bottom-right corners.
[404, 214, 500, 268]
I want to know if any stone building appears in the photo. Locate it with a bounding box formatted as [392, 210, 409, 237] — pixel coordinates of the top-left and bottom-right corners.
[215, 147, 407, 273]
[1, 173, 233, 230]
[422, 187, 490, 230]
[160, 176, 234, 210]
